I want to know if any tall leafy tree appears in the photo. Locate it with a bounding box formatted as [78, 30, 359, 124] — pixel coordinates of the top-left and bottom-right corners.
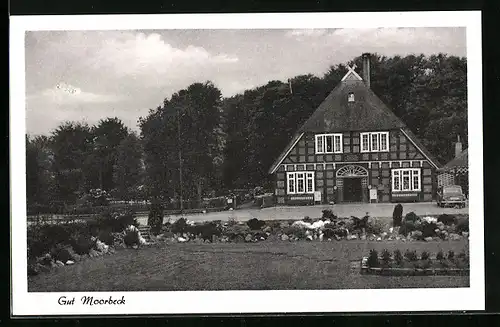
[113, 132, 144, 200]
[50, 122, 93, 204]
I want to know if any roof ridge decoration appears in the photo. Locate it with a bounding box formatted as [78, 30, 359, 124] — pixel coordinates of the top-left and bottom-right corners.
[340, 64, 363, 81]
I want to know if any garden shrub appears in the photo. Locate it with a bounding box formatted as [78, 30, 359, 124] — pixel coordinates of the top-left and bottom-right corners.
[455, 217, 469, 233]
[421, 251, 430, 261]
[436, 250, 445, 261]
[437, 214, 456, 226]
[365, 219, 385, 235]
[421, 221, 438, 238]
[351, 215, 369, 230]
[227, 217, 237, 226]
[98, 229, 115, 246]
[399, 220, 416, 236]
[189, 222, 222, 242]
[458, 250, 468, 260]
[394, 249, 403, 265]
[367, 249, 379, 268]
[392, 203, 403, 227]
[404, 212, 420, 223]
[381, 249, 391, 265]
[124, 230, 140, 247]
[447, 250, 455, 260]
[247, 218, 266, 230]
[322, 209, 337, 220]
[71, 235, 95, 255]
[302, 216, 313, 223]
[404, 250, 418, 262]
[171, 218, 189, 235]
[148, 202, 164, 235]
[51, 244, 74, 263]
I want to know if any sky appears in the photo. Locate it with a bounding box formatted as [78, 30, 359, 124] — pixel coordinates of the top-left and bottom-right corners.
[25, 27, 466, 136]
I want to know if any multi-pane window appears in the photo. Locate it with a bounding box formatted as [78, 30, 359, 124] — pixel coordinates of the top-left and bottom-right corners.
[360, 132, 389, 152]
[392, 169, 421, 192]
[287, 172, 315, 194]
[315, 134, 343, 154]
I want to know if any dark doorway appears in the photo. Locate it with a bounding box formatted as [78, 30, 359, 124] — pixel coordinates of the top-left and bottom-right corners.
[343, 178, 363, 202]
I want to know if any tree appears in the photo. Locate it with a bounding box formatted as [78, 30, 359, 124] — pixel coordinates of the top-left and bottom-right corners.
[50, 122, 93, 204]
[26, 135, 54, 208]
[113, 133, 144, 200]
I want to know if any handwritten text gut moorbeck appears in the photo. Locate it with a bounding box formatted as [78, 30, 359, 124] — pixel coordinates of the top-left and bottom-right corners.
[58, 296, 126, 306]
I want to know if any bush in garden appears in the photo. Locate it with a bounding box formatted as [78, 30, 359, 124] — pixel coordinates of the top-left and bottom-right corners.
[458, 250, 468, 260]
[98, 229, 115, 246]
[392, 203, 403, 227]
[437, 214, 456, 226]
[365, 219, 385, 235]
[51, 244, 74, 263]
[189, 222, 222, 242]
[421, 251, 430, 261]
[148, 201, 164, 235]
[404, 212, 420, 223]
[351, 215, 369, 230]
[302, 216, 313, 223]
[447, 250, 455, 260]
[124, 230, 140, 247]
[367, 249, 379, 268]
[247, 218, 266, 230]
[381, 249, 392, 265]
[404, 249, 418, 262]
[393, 249, 403, 266]
[421, 221, 438, 238]
[398, 220, 416, 236]
[71, 235, 95, 255]
[322, 209, 337, 220]
[436, 250, 445, 261]
[455, 217, 469, 233]
[171, 218, 189, 235]
[227, 217, 237, 226]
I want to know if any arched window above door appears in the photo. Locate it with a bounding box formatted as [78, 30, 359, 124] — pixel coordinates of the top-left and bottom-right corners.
[336, 165, 368, 177]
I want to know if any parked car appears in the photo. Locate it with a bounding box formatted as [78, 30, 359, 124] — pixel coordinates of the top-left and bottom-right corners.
[437, 185, 467, 208]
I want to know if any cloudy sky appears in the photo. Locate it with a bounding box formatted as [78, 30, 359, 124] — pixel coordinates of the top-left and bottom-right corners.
[25, 27, 466, 135]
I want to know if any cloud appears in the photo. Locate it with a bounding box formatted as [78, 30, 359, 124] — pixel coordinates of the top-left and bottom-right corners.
[28, 82, 124, 105]
[87, 32, 239, 77]
[285, 29, 328, 39]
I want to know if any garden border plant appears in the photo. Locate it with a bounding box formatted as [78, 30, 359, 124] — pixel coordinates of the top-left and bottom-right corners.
[361, 247, 470, 276]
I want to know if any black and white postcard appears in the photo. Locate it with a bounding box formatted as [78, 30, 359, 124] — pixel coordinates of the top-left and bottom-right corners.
[10, 11, 484, 315]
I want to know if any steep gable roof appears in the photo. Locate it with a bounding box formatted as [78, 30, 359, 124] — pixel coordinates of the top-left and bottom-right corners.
[298, 79, 405, 133]
[269, 71, 441, 174]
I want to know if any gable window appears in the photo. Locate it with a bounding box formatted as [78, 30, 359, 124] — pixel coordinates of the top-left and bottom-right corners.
[392, 169, 421, 192]
[287, 171, 315, 194]
[315, 134, 343, 154]
[348, 92, 355, 102]
[360, 132, 389, 152]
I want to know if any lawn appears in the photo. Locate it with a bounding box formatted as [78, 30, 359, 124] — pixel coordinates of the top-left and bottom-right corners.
[28, 239, 469, 292]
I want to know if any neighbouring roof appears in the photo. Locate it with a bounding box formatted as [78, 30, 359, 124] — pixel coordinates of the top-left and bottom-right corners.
[269, 70, 442, 174]
[439, 149, 468, 171]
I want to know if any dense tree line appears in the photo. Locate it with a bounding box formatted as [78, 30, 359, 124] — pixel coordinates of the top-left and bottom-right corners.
[26, 53, 467, 209]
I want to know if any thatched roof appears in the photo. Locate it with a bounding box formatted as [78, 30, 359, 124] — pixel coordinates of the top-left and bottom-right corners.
[298, 79, 405, 133]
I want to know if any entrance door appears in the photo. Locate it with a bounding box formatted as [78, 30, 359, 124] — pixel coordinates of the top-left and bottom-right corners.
[343, 178, 362, 202]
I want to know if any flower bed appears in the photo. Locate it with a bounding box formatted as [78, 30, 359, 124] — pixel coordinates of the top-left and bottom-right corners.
[154, 210, 469, 245]
[360, 249, 469, 276]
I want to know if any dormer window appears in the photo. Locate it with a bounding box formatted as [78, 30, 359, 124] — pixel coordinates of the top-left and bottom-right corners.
[348, 92, 355, 102]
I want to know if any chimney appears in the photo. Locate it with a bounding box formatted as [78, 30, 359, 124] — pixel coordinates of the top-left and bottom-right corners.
[362, 53, 371, 88]
[455, 135, 463, 158]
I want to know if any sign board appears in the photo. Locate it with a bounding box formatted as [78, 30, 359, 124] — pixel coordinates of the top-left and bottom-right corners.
[227, 198, 233, 204]
[314, 191, 322, 202]
[369, 189, 378, 201]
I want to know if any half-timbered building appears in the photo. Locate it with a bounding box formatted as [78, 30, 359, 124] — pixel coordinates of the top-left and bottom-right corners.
[268, 53, 441, 205]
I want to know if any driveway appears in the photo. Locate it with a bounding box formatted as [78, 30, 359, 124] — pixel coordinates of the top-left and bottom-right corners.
[136, 202, 468, 225]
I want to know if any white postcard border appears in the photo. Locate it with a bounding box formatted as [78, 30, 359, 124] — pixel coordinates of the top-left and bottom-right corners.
[10, 11, 484, 315]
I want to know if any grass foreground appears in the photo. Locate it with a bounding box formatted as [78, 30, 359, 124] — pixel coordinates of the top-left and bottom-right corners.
[28, 239, 469, 292]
